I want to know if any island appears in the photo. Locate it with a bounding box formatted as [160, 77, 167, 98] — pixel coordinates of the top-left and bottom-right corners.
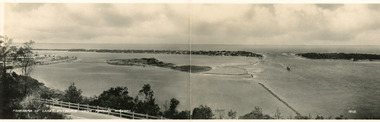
[106, 58, 212, 73]
[296, 53, 380, 61]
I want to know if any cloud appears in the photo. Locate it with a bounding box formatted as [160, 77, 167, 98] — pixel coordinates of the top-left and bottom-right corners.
[192, 4, 380, 45]
[315, 4, 343, 10]
[5, 3, 189, 44]
[4, 3, 380, 45]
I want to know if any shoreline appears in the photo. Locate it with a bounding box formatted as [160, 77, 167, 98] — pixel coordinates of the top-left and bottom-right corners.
[33, 48, 264, 59]
[106, 58, 212, 73]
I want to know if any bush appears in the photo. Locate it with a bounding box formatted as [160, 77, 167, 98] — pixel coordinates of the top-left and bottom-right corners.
[133, 84, 161, 116]
[239, 106, 272, 119]
[0, 73, 65, 119]
[16, 94, 66, 119]
[163, 98, 180, 119]
[176, 110, 191, 119]
[90, 87, 134, 110]
[192, 105, 213, 119]
[39, 87, 64, 100]
[62, 83, 82, 103]
[227, 110, 237, 119]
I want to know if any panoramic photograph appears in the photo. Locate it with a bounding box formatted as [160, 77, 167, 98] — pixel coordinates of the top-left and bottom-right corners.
[1, 2, 380, 120]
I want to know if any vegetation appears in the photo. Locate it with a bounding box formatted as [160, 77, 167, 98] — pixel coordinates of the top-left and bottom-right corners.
[133, 84, 161, 116]
[62, 83, 83, 103]
[192, 105, 214, 119]
[106, 58, 212, 73]
[171, 65, 212, 73]
[1, 37, 66, 119]
[163, 98, 180, 119]
[227, 110, 237, 119]
[0, 73, 66, 119]
[239, 106, 272, 119]
[175, 110, 191, 119]
[297, 53, 380, 61]
[89, 87, 134, 110]
[15, 40, 35, 76]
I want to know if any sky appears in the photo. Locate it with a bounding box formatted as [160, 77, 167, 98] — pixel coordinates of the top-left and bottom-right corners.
[3, 3, 380, 45]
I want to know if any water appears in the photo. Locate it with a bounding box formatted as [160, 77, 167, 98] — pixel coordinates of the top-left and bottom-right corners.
[27, 43, 380, 119]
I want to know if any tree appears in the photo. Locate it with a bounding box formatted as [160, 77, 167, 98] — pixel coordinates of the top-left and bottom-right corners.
[90, 87, 134, 110]
[316, 115, 324, 119]
[134, 84, 161, 116]
[295, 115, 311, 119]
[192, 105, 213, 119]
[227, 109, 237, 119]
[63, 83, 82, 103]
[164, 98, 180, 119]
[15, 40, 35, 76]
[0, 36, 17, 80]
[274, 107, 282, 119]
[0, 72, 64, 119]
[239, 106, 272, 119]
[176, 110, 191, 119]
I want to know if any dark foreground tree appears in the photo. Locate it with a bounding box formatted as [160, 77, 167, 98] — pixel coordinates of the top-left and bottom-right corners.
[192, 105, 213, 119]
[90, 86, 134, 110]
[164, 98, 180, 119]
[0, 36, 17, 80]
[16, 40, 35, 76]
[63, 83, 82, 103]
[176, 110, 191, 119]
[0, 73, 65, 119]
[239, 106, 272, 119]
[134, 84, 161, 116]
[227, 109, 237, 119]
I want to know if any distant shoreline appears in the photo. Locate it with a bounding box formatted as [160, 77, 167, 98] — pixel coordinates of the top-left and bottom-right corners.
[296, 53, 380, 61]
[33, 49, 263, 59]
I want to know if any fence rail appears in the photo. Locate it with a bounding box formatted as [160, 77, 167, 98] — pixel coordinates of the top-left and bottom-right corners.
[37, 99, 164, 119]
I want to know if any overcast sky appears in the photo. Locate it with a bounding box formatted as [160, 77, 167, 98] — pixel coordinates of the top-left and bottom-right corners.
[3, 3, 380, 45]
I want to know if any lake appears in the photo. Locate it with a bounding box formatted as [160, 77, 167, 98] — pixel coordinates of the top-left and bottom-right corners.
[27, 44, 380, 119]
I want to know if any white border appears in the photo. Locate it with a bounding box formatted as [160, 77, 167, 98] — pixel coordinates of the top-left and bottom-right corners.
[1, 0, 380, 3]
[1, 0, 380, 121]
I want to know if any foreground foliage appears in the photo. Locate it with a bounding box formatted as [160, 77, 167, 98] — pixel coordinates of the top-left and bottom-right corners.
[0, 73, 65, 119]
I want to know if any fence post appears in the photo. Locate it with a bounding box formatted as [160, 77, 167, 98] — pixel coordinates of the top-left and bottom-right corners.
[96, 106, 99, 113]
[161, 116, 163, 119]
[68, 102, 71, 109]
[52, 100, 55, 106]
[77, 103, 80, 110]
[87, 104, 89, 111]
[60, 101, 62, 107]
[119, 109, 122, 117]
[132, 112, 134, 119]
[146, 114, 148, 119]
[108, 107, 110, 115]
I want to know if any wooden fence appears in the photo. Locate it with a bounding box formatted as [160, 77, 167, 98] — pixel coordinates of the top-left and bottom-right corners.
[38, 99, 164, 119]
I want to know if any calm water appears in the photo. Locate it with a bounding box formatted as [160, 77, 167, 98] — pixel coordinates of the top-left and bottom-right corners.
[27, 43, 380, 119]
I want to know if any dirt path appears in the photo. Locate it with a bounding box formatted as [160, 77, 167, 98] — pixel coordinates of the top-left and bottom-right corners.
[49, 106, 123, 119]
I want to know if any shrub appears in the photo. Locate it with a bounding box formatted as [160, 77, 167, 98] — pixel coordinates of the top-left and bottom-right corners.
[90, 87, 134, 110]
[62, 83, 82, 103]
[192, 105, 213, 119]
[239, 106, 272, 119]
